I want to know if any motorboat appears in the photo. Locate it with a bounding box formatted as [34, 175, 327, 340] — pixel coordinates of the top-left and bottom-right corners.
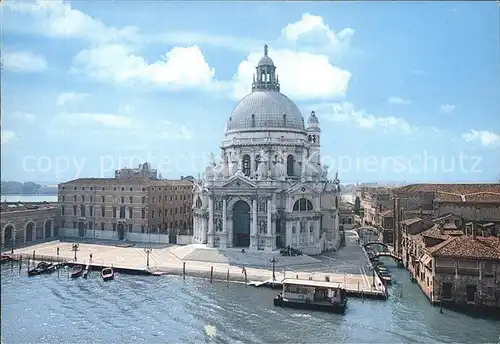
[101, 267, 114, 281]
[28, 262, 53, 276]
[274, 278, 347, 314]
[71, 265, 84, 279]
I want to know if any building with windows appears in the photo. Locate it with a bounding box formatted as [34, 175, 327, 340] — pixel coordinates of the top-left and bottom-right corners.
[1, 202, 59, 250]
[191, 45, 341, 255]
[57, 163, 193, 241]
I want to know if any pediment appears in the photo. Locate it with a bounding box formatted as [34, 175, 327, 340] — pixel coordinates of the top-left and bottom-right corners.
[285, 182, 319, 195]
[221, 175, 257, 189]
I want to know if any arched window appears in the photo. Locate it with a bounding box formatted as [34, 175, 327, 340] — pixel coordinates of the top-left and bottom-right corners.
[342, 218, 346, 224]
[283, 114, 287, 126]
[242, 154, 251, 177]
[287, 155, 294, 176]
[196, 198, 202, 208]
[251, 114, 255, 128]
[293, 198, 313, 211]
[347, 218, 352, 224]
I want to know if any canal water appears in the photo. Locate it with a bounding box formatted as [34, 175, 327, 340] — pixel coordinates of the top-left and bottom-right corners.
[1, 260, 498, 344]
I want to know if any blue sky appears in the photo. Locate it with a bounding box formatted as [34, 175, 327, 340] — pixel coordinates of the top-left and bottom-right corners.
[1, 0, 499, 184]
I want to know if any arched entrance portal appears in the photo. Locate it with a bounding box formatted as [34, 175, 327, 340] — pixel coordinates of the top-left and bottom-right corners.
[78, 221, 85, 237]
[45, 220, 52, 238]
[232, 200, 250, 247]
[117, 223, 125, 240]
[26, 222, 34, 242]
[4, 225, 13, 248]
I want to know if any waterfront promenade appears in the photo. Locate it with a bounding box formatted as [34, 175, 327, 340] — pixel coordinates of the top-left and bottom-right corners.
[10, 238, 386, 297]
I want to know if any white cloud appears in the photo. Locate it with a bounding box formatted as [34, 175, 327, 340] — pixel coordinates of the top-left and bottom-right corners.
[1, 130, 17, 144]
[51, 112, 193, 141]
[440, 104, 456, 114]
[231, 47, 351, 101]
[72, 44, 215, 89]
[1, 50, 47, 72]
[4, 0, 138, 43]
[462, 130, 500, 147]
[56, 92, 90, 106]
[280, 13, 354, 55]
[11, 112, 36, 124]
[388, 96, 411, 105]
[317, 102, 414, 134]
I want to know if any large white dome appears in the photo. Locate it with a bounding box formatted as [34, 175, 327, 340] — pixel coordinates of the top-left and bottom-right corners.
[226, 90, 305, 132]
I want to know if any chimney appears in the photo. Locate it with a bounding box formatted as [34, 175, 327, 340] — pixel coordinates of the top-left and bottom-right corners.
[419, 205, 423, 218]
[439, 221, 444, 235]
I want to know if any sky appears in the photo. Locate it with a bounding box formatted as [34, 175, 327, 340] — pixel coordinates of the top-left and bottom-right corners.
[1, 0, 499, 184]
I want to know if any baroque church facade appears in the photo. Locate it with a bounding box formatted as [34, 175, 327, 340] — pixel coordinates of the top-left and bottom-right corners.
[192, 45, 341, 255]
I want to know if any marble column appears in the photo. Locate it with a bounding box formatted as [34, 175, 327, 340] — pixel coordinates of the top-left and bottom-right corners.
[208, 197, 214, 246]
[265, 199, 272, 252]
[251, 199, 257, 250]
[296, 220, 300, 247]
[221, 198, 227, 248]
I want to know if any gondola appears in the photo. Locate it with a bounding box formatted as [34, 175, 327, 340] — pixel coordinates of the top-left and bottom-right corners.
[71, 265, 84, 279]
[28, 262, 52, 276]
[101, 267, 114, 281]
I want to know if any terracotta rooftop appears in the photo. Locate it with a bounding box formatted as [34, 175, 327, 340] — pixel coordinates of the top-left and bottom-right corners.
[1, 202, 59, 212]
[428, 236, 500, 260]
[60, 178, 193, 187]
[421, 225, 464, 241]
[395, 183, 500, 204]
[401, 217, 424, 226]
[380, 210, 393, 217]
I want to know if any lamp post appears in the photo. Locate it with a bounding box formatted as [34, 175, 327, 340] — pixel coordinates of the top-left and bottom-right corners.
[72, 243, 78, 261]
[270, 257, 279, 282]
[144, 248, 151, 267]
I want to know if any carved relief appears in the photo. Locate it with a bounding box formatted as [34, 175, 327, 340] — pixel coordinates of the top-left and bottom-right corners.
[258, 197, 267, 212]
[258, 218, 267, 234]
[214, 216, 223, 232]
[214, 196, 223, 212]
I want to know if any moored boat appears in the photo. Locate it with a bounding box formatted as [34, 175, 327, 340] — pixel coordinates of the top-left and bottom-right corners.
[273, 278, 347, 314]
[101, 267, 114, 281]
[28, 262, 53, 276]
[71, 265, 84, 279]
[1, 254, 12, 264]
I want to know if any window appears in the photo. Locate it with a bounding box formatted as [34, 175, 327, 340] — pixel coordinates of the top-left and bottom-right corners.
[121, 187, 124, 191]
[82, 187, 85, 191]
[152, 210, 155, 218]
[73, 205, 77, 216]
[113, 187, 117, 191]
[81, 205, 86, 217]
[101, 206, 105, 217]
[175, 208, 178, 214]
[120, 206, 126, 219]
[129, 208, 133, 219]
[141, 225, 145, 233]
[159, 209, 163, 217]
[73, 221, 77, 229]
[129, 196, 133, 203]
[293, 198, 313, 211]
[62, 195, 65, 202]
[89, 206, 93, 217]
[129, 187, 133, 192]
[142, 188, 146, 192]
[101, 222, 105, 231]
[164, 196, 168, 202]
[61, 206, 65, 215]
[251, 113, 255, 127]
[112, 207, 117, 218]
[90, 187, 93, 191]
[287, 155, 294, 176]
[142, 197, 146, 204]
[142, 208, 146, 219]
[466, 285, 477, 303]
[74, 187, 77, 191]
[121, 197, 125, 203]
[101, 196, 105, 203]
[454, 219, 460, 227]
[73, 195, 77, 202]
[81, 195, 85, 202]
[342, 218, 346, 224]
[102, 187, 105, 191]
[442, 282, 453, 300]
[62, 186, 65, 190]
[128, 224, 133, 232]
[347, 218, 352, 224]
[242, 154, 251, 177]
[196, 198, 202, 208]
[169, 196, 172, 201]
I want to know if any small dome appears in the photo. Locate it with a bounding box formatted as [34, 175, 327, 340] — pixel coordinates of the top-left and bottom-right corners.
[227, 91, 305, 132]
[307, 111, 319, 125]
[258, 55, 275, 67]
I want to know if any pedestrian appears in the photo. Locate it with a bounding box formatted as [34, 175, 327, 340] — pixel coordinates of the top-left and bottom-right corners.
[90, 253, 93, 261]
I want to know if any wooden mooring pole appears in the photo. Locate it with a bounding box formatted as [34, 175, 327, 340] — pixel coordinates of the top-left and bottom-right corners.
[210, 266, 213, 283]
[18, 254, 22, 272]
[226, 269, 230, 287]
[183, 262, 186, 280]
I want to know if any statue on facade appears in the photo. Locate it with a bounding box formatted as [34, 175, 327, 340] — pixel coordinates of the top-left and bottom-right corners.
[256, 150, 268, 181]
[274, 150, 287, 179]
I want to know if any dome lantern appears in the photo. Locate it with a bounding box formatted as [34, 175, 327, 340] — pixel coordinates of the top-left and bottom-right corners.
[252, 44, 280, 92]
